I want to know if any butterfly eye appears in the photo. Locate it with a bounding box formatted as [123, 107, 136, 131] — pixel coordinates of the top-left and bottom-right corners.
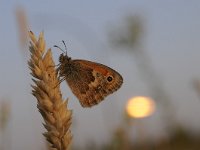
[59, 54, 65, 62]
[107, 76, 113, 82]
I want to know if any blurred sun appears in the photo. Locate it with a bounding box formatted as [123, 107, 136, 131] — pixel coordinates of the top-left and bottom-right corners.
[126, 96, 156, 118]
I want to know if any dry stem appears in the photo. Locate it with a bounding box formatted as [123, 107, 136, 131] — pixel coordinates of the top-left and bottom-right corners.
[28, 31, 72, 150]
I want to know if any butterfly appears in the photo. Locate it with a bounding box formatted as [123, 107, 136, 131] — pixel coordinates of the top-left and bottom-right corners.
[55, 41, 123, 107]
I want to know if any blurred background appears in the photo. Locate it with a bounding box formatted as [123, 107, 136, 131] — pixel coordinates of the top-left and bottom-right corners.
[1, 1, 200, 150]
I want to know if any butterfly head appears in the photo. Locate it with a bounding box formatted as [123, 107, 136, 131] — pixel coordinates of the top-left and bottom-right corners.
[54, 41, 71, 63]
[59, 53, 71, 63]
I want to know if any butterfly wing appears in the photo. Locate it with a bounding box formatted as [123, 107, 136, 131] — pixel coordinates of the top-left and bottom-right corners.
[65, 59, 123, 107]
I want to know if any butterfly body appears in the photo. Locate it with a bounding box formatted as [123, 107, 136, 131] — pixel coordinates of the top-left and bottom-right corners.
[57, 53, 123, 107]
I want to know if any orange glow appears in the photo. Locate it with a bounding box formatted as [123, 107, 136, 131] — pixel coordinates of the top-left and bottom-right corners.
[126, 96, 156, 118]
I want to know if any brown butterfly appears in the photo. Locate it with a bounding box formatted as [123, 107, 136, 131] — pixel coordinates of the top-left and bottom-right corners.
[55, 41, 123, 107]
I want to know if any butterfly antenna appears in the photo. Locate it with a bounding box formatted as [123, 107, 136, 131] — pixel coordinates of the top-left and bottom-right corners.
[54, 45, 65, 53]
[62, 40, 68, 55]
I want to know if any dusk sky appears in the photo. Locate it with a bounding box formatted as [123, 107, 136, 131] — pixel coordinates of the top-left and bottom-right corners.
[1, 1, 200, 149]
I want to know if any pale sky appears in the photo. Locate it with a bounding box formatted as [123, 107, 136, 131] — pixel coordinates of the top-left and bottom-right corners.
[1, 1, 200, 149]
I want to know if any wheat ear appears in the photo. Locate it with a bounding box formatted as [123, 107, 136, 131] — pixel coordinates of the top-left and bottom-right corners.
[28, 31, 72, 150]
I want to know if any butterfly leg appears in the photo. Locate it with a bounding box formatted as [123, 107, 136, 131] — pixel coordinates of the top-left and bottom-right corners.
[54, 77, 66, 88]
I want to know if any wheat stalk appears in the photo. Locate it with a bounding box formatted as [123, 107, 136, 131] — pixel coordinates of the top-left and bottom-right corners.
[28, 31, 72, 150]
